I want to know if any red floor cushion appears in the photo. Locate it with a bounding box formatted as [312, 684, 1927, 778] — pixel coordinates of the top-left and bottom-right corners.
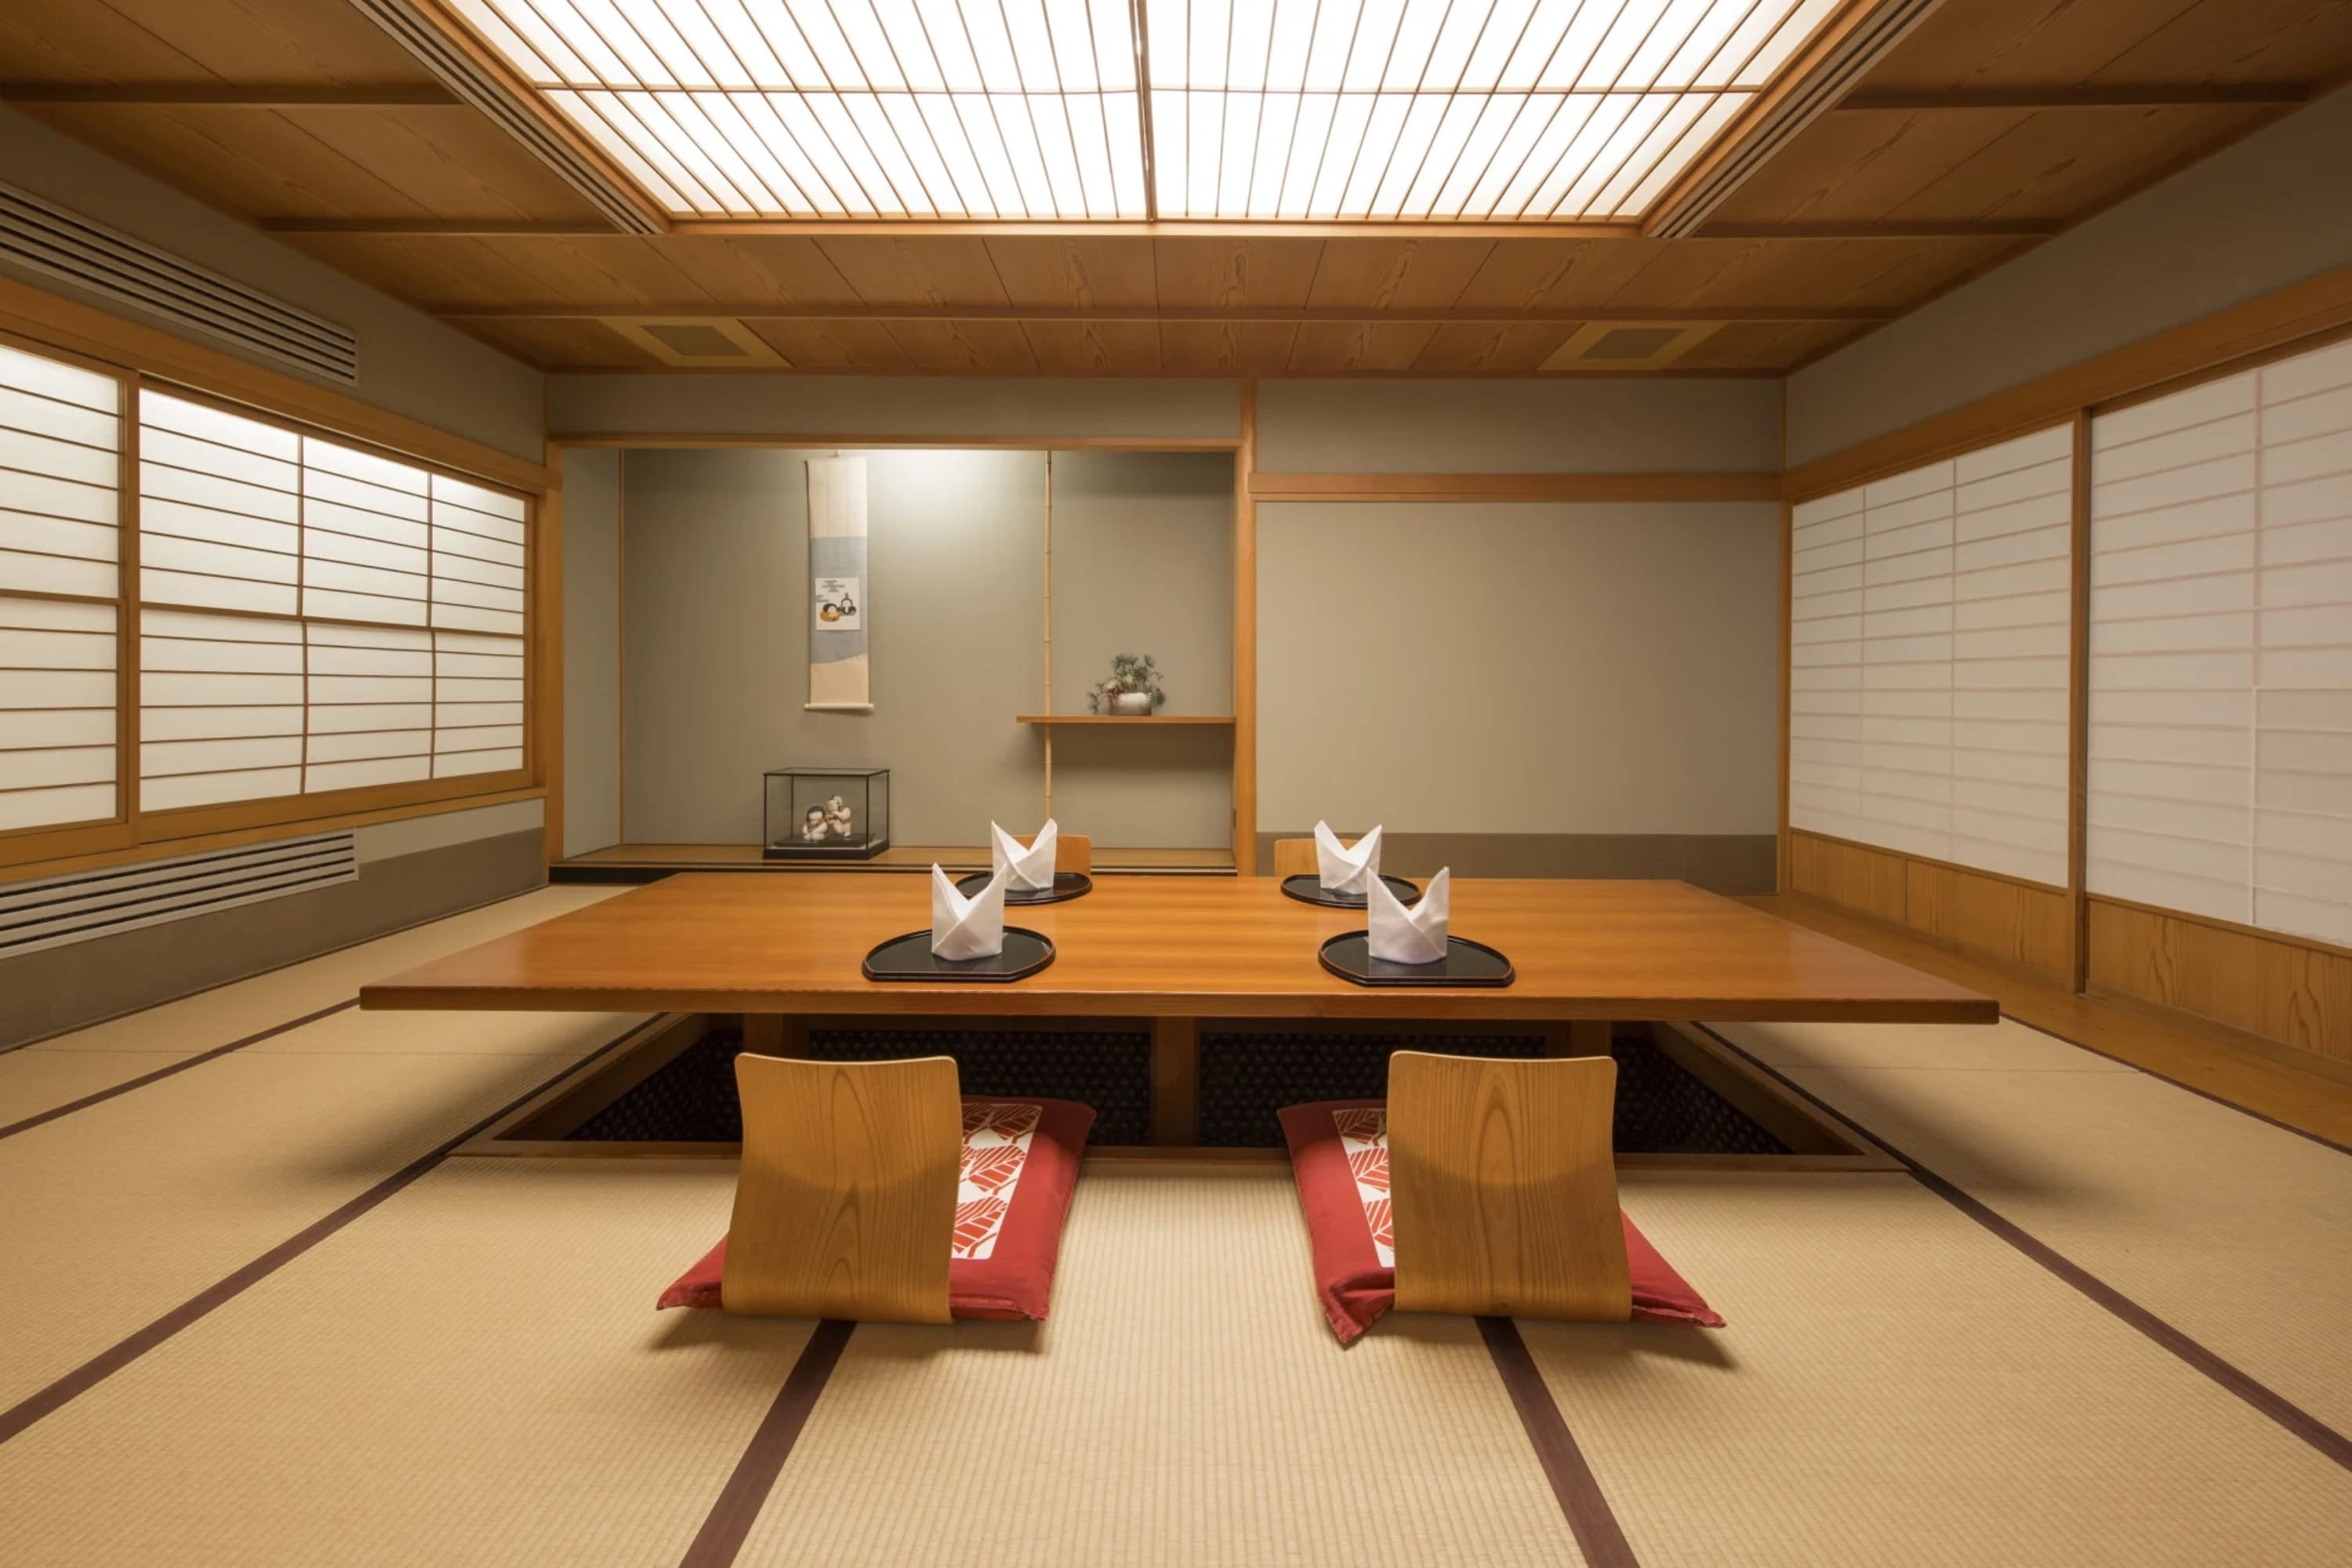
[659, 1096, 1094, 1322]
[1278, 1098, 1725, 1345]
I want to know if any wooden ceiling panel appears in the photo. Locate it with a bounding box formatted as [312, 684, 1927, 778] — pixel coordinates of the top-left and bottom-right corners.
[458, 318, 655, 371]
[436, 237, 716, 308]
[0, 0, 432, 85]
[1305, 240, 1494, 311]
[24, 103, 435, 219]
[813, 237, 1014, 309]
[1285, 322, 1442, 374]
[278, 233, 547, 308]
[1709, 103, 2280, 225]
[267, 107, 604, 223]
[1151, 240, 1325, 310]
[880, 319, 1039, 373]
[982, 238, 1159, 309]
[1156, 321, 1301, 376]
[1018, 321, 1163, 376]
[1606, 236, 2028, 312]
[1409, 322, 1579, 376]
[1450, 240, 1671, 311]
[637, 238, 865, 309]
[1867, 0, 2352, 89]
[1671, 320, 1866, 370]
[743, 318, 913, 372]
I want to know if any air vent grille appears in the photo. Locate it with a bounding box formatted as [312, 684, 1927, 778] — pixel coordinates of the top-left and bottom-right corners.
[0, 833, 359, 960]
[0, 181, 359, 385]
[350, 0, 661, 236]
[1648, 0, 1949, 239]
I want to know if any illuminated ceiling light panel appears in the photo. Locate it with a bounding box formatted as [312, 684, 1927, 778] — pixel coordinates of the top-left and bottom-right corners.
[444, 0, 1149, 219]
[441, 0, 1842, 223]
[1147, 0, 1840, 220]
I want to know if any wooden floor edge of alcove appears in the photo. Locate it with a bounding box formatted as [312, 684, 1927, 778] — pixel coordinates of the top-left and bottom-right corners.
[453, 1011, 1896, 1171]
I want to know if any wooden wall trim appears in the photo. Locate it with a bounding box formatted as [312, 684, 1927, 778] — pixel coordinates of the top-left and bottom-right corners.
[550, 433, 1243, 452]
[0, 275, 554, 493]
[2090, 893, 2352, 967]
[1786, 830, 2072, 981]
[1776, 498, 1792, 895]
[1782, 260, 2352, 502]
[535, 453, 566, 866]
[1232, 380, 1259, 876]
[0, 788, 546, 887]
[1250, 472, 1781, 503]
[2085, 897, 2352, 1066]
[2066, 412, 2093, 991]
[1791, 828, 2067, 900]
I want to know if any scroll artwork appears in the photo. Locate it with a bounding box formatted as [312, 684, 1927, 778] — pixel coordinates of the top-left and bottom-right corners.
[806, 456, 869, 709]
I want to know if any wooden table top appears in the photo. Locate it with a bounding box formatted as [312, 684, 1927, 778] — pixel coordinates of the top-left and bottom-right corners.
[361, 874, 1995, 1024]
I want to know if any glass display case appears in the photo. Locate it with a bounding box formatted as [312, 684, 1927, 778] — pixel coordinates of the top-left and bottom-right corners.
[763, 768, 890, 860]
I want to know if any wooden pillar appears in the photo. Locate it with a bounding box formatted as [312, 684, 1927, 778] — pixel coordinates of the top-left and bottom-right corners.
[1150, 1017, 1199, 1145]
[1232, 379, 1258, 874]
[742, 1014, 799, 1058]
[1563, 1020, 1612, 1058]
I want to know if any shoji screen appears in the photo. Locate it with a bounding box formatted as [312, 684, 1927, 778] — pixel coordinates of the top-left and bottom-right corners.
[135, 390, 528, 812]
[1789, 425, 2074, 886]
[0, 343, 120, 833]
[2088, 335, 2352, 946]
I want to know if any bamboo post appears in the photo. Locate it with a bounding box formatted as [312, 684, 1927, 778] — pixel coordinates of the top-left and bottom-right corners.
[1043, 449, 1054, 820]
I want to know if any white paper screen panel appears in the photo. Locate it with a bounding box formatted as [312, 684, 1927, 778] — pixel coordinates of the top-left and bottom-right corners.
[1788, 424, 2074, 887]
[434, 630, 524, 778]
[2087, 335, 2352, 948]
[0, 341, 119, 601]
[0, 597, 118, 831]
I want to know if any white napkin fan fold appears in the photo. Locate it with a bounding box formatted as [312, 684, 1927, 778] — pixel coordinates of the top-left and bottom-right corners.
[989, 818, 1059, 891]
[931, 864, 1008, 960]
[1313, 820, 1383, 895]
[1367, 867, 1450, 965]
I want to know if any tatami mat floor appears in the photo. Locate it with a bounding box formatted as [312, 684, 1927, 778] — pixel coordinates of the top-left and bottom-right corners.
[2, 895, 2349, 1565]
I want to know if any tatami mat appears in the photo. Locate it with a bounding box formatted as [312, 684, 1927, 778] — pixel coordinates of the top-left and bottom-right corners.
[737, 1162, 1584, 1568]
[1549, 1172, 2352, 1567]
[0, 1160, 809, 1568]
[1719, 1019, 2352, 1436]
[0, 1049, 190, 1127]
[0, 1009, 638, 1409]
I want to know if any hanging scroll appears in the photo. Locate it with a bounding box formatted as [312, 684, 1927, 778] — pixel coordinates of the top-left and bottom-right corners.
[806, 456, 869, 710]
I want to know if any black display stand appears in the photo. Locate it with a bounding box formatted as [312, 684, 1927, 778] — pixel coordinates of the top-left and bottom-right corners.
[1316, 932, 1515, 988]
[862, 929, 1056, 982]
[956, 871, 1093, 905]
[1279, 873, 1421, 909]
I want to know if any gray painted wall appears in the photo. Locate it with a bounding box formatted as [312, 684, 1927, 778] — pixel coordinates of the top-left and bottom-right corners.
[1258, 500, 1780, 838]
[0, 107, 546, 463]
[562, 448, 623, 856]
[1258, 379, 1783, 473]
[622, 447, 1049, 846]
[1047, 451, 1233, 849]
[1788, 89, 2352, 466]
[612, 446, 1239, 849]
[550, 376, 1240, 443]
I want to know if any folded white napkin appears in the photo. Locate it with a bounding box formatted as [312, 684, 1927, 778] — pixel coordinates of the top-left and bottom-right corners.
[990, 818, 1058, 892]
[1314, 820, 1383, 895]
[931, 864, 1008, 960]
[1367, 867, 1450, 965]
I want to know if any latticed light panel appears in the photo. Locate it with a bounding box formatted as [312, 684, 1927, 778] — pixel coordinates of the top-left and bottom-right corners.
[441, 1, 1842, 221]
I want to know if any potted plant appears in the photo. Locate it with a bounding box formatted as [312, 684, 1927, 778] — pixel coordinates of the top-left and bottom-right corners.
[1087, 652, 1166, 716]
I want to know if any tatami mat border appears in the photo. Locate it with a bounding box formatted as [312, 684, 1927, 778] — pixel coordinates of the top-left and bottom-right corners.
[1480, 1316, 1642, 1568]
[1696, 1025, 2352, 1473]
[0, 1000, 358, 1143]
[0, 1014, 658, 1446]
[677, 1320, 858, 1568]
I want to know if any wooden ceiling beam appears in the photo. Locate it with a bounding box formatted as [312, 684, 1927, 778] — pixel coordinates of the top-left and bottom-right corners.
[264, 220, 616, 236]
[1837, 84, 2316, 112]
[261, 216, 1651, 239]
[0, 82, 460, 108]
[438, 304, 1894, 325]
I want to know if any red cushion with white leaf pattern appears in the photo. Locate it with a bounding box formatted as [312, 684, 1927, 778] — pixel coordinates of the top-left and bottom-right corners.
[1277, 1098, 1724, 1345]
[658, 1096, 1094, 1322]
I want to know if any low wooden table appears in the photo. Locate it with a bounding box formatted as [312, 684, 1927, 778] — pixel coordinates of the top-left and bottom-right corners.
[362, 874, 1993, 1142]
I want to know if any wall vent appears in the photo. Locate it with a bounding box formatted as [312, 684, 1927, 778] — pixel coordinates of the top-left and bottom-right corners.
[1541, 321, 1726, 372]
[1646, 0, 1949, 239]
[0, 833, 359, 960]
[0, 181, 360, 386]
[350, 0, 663, 236]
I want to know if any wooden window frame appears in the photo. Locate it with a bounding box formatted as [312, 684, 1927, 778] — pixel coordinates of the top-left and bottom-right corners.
[0, 324, 545, 876]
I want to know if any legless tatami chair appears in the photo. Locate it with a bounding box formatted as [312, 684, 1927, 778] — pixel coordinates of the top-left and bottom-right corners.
[1014, 832, 1092, 875]
[722, 1054, 961, 1323]
[1386, 1051, 1632, 1322]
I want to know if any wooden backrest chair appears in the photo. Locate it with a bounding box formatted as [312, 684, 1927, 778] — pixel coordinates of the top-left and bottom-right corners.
[721, 1054, 962, 1323]
[1386, 1051, 1632, 1322]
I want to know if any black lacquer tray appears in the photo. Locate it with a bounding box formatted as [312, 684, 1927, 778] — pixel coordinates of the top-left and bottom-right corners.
[1279, 873, 1421, 909]
[862, 928, 1056, 982]
[956, 870, 1092, 905]
[1316, 931, 1515, 988]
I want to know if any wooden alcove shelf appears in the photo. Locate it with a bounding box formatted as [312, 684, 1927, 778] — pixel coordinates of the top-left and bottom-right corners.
[1016, 714, 1236, 725]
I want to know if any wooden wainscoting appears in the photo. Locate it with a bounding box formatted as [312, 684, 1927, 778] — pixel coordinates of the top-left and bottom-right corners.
[1788, 829, 2071, 981]
[2086, 898, 2352, 1068]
